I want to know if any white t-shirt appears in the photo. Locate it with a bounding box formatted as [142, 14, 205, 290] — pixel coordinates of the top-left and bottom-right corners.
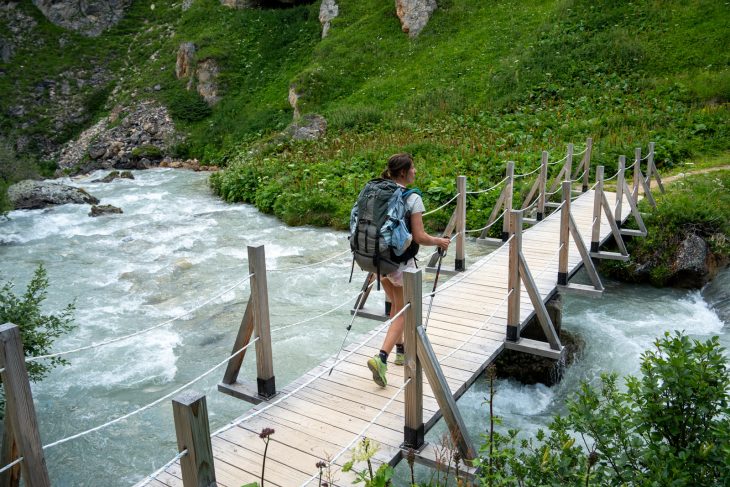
[405, 192, 426, 215]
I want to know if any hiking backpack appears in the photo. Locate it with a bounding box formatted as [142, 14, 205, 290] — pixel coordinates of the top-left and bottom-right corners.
[349, 178, 420, 282]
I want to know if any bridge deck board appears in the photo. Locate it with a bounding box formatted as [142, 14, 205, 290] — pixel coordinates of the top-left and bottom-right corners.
[145, 190, 632, 487]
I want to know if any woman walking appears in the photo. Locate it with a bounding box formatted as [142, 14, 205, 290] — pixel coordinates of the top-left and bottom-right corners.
[367, 153, 450, 387]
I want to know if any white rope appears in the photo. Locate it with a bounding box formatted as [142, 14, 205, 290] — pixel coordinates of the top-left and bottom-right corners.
[605, 167, 621, 181]
[422, 193, 460, 217]
[25, 273, 255, 366]
[269, 249, 351, 272]
[464, 209, 507, 234]
[549, 153, 568, 165]
[42, 336, 260, 451]
[522, 196, 541, 212]
[544, 186, 562, 196]
[589, 180, 600, 191]
[466, 177, 508, 195]
[0, 457, 23, 475]
[570, 167, 588, 183]
[513, 164, 542, 179]
[625, 160, 637, 170]
[271, 284, 374, 334]
[573, 146, 588, 156]
[136, 449, 189, 487]
[641, 153, 651, 161]
[298, 378, 411, 487]
[210, 304, 412, 438]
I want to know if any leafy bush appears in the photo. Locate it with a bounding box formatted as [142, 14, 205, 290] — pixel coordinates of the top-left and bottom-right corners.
[0, 265, 76, 414]
[166, 87, 212, 122]
[477, 331, 730, 486]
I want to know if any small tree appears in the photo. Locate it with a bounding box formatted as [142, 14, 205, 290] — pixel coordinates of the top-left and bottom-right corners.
[0, 264, 76, 414]
[478, 331, 730, 486]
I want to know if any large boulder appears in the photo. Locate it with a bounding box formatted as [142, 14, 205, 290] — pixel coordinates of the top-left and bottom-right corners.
[89, 204, 123, 217]
[669, 233, 719, 288]
[395, 0, 436, 37]
[196, 59, 220, 105]
[7, 180, 99, 210]
[286, 114, 327, 141]
[32, 0, 132, 37]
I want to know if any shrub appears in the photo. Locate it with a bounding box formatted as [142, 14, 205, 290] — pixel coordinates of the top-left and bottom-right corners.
[166, 87, 212, 122]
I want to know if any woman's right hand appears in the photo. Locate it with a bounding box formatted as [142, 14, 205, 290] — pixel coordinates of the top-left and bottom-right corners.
[435, 237, 450, 252]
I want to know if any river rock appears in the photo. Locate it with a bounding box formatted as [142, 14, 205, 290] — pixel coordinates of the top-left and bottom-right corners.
[92, 170, 134, 183]
[669, 233, 714, 288]
[319, 0, 339, 38]
[8, 180, 99, 210]
[89, 204, 123, 217]
[32, 0, 132, 37]
[395, 0, 437, 37]
[286, 113, 327, 141]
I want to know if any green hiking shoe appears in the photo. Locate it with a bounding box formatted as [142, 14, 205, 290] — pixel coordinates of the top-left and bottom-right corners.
[394, 351, 405, 366]
[367, 355, 388, 387]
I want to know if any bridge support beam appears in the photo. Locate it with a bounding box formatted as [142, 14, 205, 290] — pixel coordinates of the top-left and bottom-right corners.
[172, 392, 216, 487]
[403, 270, 424, 450]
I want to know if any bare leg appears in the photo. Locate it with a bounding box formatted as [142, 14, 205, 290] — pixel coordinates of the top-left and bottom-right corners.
[380, 278, 405, 356]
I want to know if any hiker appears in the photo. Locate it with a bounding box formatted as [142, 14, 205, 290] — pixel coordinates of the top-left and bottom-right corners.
[363, 153, 450, 387]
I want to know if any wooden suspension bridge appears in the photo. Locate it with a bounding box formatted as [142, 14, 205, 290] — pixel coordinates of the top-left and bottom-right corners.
[0, 140, 665, 487]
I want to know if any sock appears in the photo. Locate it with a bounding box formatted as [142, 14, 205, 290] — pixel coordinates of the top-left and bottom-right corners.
[396, 344, 405, 354]
[379, 350, 388, 364]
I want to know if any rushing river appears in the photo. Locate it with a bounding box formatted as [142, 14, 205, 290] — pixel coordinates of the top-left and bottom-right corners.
[0, 169, 727, 486]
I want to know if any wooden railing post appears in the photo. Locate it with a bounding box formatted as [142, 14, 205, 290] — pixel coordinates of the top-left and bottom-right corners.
[591, 166, 604, 253]
[581, 137, 593, 192]
[502, 162, 514, 241]
[614, 155, 626, 227]
[249, 245, 276, 398]
[403, 269, 424, 450]
[0, 323, 50, 487]
[455, 175, 466, 271]
[558, 181, 571, 286]
[646, 142, 665, 194]
[537, 151, 548, 221]
[633, 147, 641, 204]
[172, 392, 216, 487]
[506, 211, 522, 342]
[565, 143, 574, 188]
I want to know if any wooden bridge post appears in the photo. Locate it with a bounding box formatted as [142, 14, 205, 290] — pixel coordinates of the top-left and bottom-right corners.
[455, 175, 466, 271]
[565, 143, 574, 189]
[249, 245, 276, 398]
[633, 147, 642, 204]
[646, 142, 665, 194]
[502, 162, 514, 241]
[0, 323, 50, 487]
[402, 270, 424, 450]
[558, 181, 571, 286]
[591, 166, 604, 253]
[614, 155, 626, 227]
[537, 151, 548, 221]
[580, 137, 593, 192]
[172, 392, 216, 487]
[506, 211, 522, 342]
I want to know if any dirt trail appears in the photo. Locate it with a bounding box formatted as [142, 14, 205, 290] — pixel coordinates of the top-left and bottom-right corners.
[653, 165, 730, 187]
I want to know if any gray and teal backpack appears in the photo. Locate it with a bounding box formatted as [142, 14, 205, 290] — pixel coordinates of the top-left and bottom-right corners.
[349, 178, 420, 284]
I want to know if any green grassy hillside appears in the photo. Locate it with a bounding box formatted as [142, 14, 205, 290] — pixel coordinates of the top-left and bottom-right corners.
[1, 0, 728, 221]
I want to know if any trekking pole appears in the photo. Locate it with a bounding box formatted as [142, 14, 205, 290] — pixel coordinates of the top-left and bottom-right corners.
[329, 278, 373, 376]
[424, 247, 445, 330]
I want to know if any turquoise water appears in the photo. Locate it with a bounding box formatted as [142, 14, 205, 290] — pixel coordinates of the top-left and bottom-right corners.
[0, 169, 726, 486]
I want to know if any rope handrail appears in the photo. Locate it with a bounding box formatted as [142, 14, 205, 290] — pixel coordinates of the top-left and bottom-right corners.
[42, 336, 261, 451]
[271, 282, 375, 334]
[569, 167, 588, 183]
[0, 456, 23, 475]
[210, 303, 412, 438]
[269, 249, 351, 272]
[513, 164, 542, 179]
[465, 176, 508, 195]
[573, 146, 588, 157]
[543, 186, 562, 196]
[16, 273, 255, 369]
[522, 196, 541, 212]
[549, 153, 568, 165]
[463, 209, 508, 234]
[137, 449, 189, 487]
[422, 193, 460, 217]
[299, 378, 411, 486]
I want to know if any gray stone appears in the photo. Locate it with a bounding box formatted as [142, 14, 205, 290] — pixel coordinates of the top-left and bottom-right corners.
[319, 0, 338, 38]
[89, 204, 123, 217]
[196, 58, 220, 105]
[8, 180, 99, 210]
[395, 0, 437, 37]
[287, 114, 327, 141]
[670, 233, 711, 288]
[32, 0, 132, 37]
[92, 170, 134, 183]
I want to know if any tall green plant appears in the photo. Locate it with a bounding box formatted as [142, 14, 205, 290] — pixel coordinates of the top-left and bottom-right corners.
[0, 265, 76, 414]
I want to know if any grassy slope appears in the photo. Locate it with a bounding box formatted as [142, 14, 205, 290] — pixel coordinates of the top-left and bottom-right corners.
[1, 0, 729, 221]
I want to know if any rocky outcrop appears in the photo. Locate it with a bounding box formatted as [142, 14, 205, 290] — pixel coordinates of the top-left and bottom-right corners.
[319, 0, 338, 38]
[56, 101, 178, 174]
[159, 158, 219, 171]
[286, 114, 327, 140]
[395, 0, 436, 37]
[0, 3, 38, 63]
[8, 180, 99, 210]
[176, 42, 197, 80]
[89, 204, 123, 217]
[91, 170, 134, 183]
[288, 85, 301, 120]
[668, 233, 726, 288]
[196, 59, 220, 105]
[32, 0, 132, 37]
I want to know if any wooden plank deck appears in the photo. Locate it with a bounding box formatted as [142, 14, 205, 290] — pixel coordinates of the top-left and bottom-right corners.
[144, 189, 632, 487]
